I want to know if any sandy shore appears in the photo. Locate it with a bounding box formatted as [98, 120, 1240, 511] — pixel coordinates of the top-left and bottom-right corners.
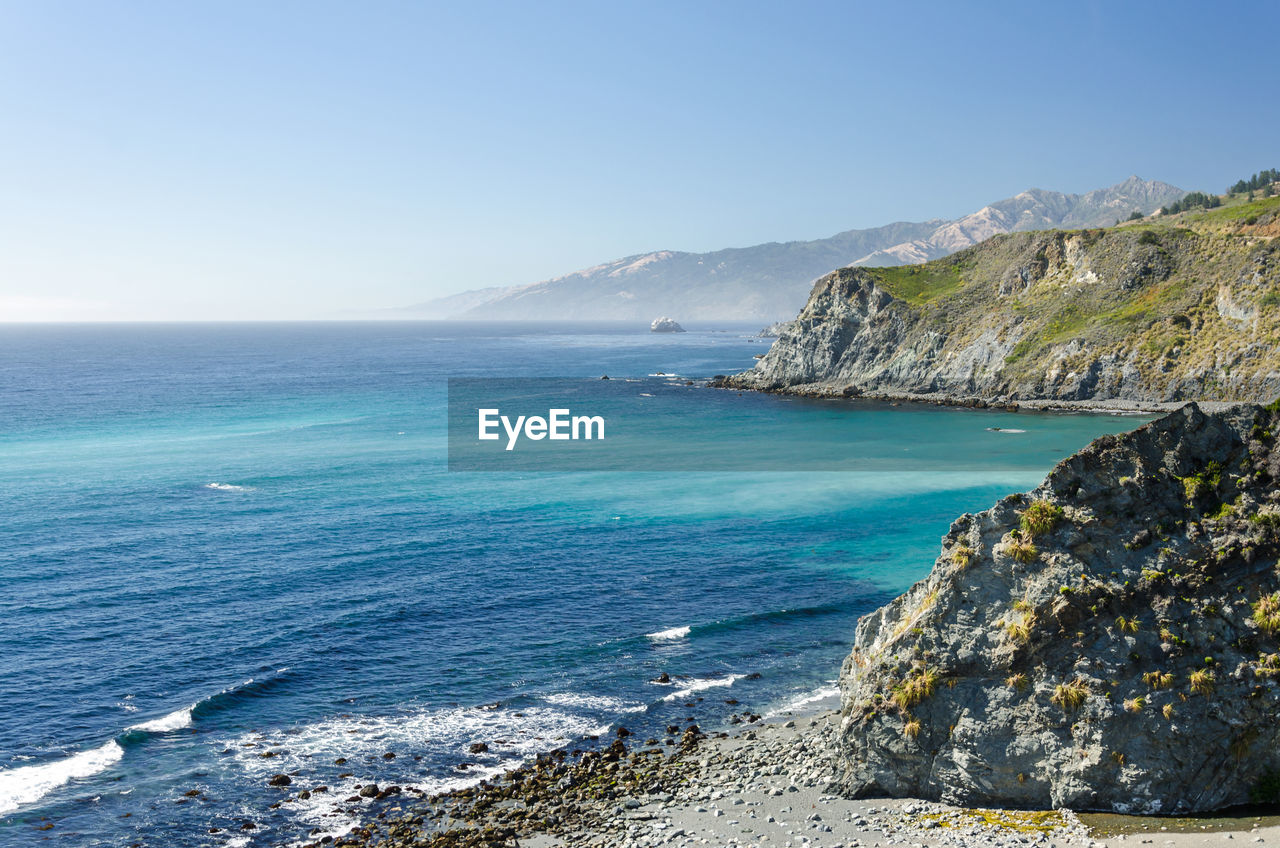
[329, 707, 1280, 848]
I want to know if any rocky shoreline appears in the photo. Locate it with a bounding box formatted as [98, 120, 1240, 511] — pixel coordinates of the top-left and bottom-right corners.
[707, 376, 1243, 417]
[289, 707, 1278, 848]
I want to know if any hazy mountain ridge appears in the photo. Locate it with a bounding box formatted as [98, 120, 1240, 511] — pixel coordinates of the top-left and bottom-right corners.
[405, 177, 1184, 322]
[851, 177, 1186, 267]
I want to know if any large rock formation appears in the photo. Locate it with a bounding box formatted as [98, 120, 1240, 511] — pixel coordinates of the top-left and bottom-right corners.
[834, 402, 1280, 813]
[725, 200, 1280, 404]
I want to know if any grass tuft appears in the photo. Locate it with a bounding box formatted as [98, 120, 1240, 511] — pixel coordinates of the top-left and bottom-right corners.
[1142, 670, 1174, 690]
[1189, 669, 1215, 695]
[1253, 593, 1280, 636]
[1001, 531, 1038, 564]
[891, 667, 939, 711]
[1050, 678, 1088, 713]
[1020, 501, 1064, 536]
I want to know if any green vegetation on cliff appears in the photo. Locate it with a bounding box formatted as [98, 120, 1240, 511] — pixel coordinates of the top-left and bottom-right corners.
[737, 189, 1280, 403]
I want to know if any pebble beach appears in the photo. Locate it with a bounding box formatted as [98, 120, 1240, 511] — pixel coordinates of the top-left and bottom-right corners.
[304, 707, 1280, 848]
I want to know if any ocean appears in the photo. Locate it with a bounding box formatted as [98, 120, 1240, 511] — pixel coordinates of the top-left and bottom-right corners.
[0, 322, 1149, 847]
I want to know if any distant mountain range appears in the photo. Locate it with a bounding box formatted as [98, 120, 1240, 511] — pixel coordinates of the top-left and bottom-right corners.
[401, 176, 1185, 322]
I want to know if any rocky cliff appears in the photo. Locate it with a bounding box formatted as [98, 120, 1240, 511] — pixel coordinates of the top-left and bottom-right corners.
[833, 402, 1280, 813]
[725, 196, 1280, 404]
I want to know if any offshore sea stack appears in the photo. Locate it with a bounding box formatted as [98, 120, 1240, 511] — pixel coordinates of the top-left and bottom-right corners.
[834, 402, 1280, 813]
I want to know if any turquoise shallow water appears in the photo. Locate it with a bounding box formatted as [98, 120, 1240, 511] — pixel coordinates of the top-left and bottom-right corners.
[0, 322, 1148, 846]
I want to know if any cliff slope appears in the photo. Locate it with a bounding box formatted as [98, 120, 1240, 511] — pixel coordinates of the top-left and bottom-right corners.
[833, 402, 1280, 813]
[726, 196, 1280, 403]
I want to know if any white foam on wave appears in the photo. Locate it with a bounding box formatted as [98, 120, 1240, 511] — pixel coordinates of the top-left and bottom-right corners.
[763, 685, 840, 718]
[236, 704, 609, 846]
[0, 741, 124, 814]
[228, 704, 608, 785]
[205, 482, 252, 492]
[647, 625, 691, 641]
[662, 673, 746, 702]
[541, 693, 647, 713]
[985, 427, 1027, 434]
[127, 706, 194, 734]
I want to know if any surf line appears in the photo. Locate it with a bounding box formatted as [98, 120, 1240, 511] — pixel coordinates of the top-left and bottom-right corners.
[477, 408, 605, 451]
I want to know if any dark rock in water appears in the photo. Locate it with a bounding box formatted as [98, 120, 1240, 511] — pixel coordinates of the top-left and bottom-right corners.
[649, 317, 686, 333]
[600, 375, 609, 380]
[382, 751, 396, 760]
[834, 402, 1280, 814]
[468, 742, 489, 754]
[615, 726, 631, 738]
[652, 672, 671, 684]
[358, 783, 379, 798]
[333, 757, 346, 765]
[267, 774, 291, 787]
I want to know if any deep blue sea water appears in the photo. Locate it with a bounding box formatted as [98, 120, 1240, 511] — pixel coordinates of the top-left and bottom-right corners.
[0, 322, 1149, 847]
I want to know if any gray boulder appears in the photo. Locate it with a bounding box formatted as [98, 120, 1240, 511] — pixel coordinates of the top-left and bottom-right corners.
[834, 402, 1280, 813]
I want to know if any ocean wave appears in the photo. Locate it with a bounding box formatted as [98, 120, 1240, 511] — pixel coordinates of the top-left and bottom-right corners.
[698, 603, 846, 636]
[662, 673, 746, 702]
[125, 706, 194, 734]
[205, 482, 252, 492]
[0, 741, 123, 814]
[541, 693, 647, 713]
[0, 670, 293, 815]
[229, 703, 608, 782]
[121, 669, 291, 742]
[230, 701, 612, 844]
[763, 685, 840, 718]
[646, 625, 691, 641]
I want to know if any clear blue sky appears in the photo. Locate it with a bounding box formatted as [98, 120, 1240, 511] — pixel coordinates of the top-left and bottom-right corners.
[1, 1, 1277, 320]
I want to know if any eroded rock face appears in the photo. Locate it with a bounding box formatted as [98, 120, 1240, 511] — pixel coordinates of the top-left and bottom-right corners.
[834, 403, 1280, 813]
[725, 229, 1280, 404]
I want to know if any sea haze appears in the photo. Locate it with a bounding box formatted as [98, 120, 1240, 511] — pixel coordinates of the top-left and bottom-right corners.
[0, 322, 1148, 847]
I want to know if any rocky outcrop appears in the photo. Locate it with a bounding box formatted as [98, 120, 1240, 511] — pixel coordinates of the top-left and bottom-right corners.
[724, 217, 1280, 404]
[650, 317, 686, 333]
[833, 402, 1280, 813]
